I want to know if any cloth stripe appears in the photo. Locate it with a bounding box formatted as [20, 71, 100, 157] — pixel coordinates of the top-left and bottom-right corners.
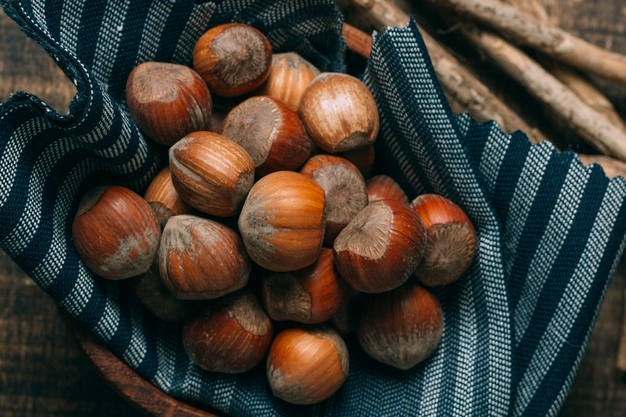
[136, 0, 175, 64]
[514, 176, 626, 415]
[514, 160, 591, 342]
[172, 3, 218, 65]
[478, 125, 510, 197]
[59, 0, 84, 54]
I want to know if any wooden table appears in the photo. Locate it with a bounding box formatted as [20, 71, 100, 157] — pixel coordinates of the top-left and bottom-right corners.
[2, 1, 626, 416]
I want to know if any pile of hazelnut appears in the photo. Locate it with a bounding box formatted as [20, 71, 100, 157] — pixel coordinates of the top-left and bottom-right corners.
[71, 23, 477, 405]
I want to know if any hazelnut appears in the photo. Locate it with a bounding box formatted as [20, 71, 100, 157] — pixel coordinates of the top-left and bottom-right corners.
[410, 194, 477, 286]
[357, 284, 443, 370]
[169, 131, 255, 217]
[238, 171, 325, 272]
[159, 215, 250, 300]
[131, 260, 194, 323]
[207, 106, 230, 134]
[300, 154, 368, 245]
[333, 199, 427, 293]
[336, 144, 376, 179]
[267, 325, 349, 405]
[261, 248, 351, 324]
[299, 72, 379, 153]
[144, 166, 193, 229]
[256, 52, 320, 112]
[125, 61, 212, 146]
[72, 186, 160, 280]
[329, 290, 360, 336]
[193, 23, 272, 97]
[366, 175, 409, 205]
[222, 96, 311, 178]
[183, 291, 273, 373]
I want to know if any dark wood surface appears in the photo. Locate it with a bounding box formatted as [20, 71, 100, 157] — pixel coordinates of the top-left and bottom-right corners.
[2, 2, 626, 416]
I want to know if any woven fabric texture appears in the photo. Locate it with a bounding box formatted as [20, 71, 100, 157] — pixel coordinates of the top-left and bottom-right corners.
[1, 0, 626, 415]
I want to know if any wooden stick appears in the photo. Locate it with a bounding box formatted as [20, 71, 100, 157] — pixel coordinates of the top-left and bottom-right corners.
[344, 0, 545, 143]
[539, 59, 626, 128]
[498, 0, 626, 128]
[578, 154, 626, 179]
[348, 0, 410, 28]
[457, 24, 626, 161]
[497, 0, 548, 23]
[424, 0, 626, 160]
[348, 0, 626, 161]
[428, 0, 626, 84]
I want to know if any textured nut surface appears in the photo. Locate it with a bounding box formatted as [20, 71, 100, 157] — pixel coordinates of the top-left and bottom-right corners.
[366, 175, 409, 205]
[222, 96, 311, 178]
[126, 61, 212, 146]
[300, 72, 379, 153]
[193, 23, 272, 97]
[183, 291, 273, 373]
[333, 199, 426, 293]
[159, 215, 250, 299]
[132, 260, 194, 322]
[411, 194, 477, 286]
[267, 325, 348, 404]
[72, 186, 161, 280]
[357, 284, 443, 370]
[261, 248, 350, 324]
[238, 171, 325, 272]
[256, 52, 320, 111]
[169, 131, 254, 217]
[144, 166, 193, 229]
[300, 154, 368, 245]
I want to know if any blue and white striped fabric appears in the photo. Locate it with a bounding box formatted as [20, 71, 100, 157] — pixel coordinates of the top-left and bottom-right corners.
[1, 0, 625, 415]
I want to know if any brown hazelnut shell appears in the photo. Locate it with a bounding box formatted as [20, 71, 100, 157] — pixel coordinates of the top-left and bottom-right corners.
[267, 325, 349, 405]
[159, 215, 250, 300]
[222, 96, 311, 178]
[256, 52, 320, 112]
[333, 199, 427, 293]
[144, 166, 193, 229]
[125, 61, 212, 146]
[131, 260, 194, 323]
[72, 186, 161, 280]
[261, 248, 351, 324]
[300, 154, 368, 246]
[238, 171, 325, 272]
[357, 284, 443, 370]
[366, 174, 409, 205]
[410, 194, 477, 286]
[169, 131, 255, 217]
[299, 72, 379, 153]
[183, 291, 273, 373]
[193, 23, 272, 97]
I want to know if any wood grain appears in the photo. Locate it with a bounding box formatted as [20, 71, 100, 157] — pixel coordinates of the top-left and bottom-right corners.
[71, 327, 218, 417]
[0, 251, 138, 417]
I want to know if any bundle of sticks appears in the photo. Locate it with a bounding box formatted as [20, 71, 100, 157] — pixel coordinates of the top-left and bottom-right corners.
[337, 0, 626, 372]
[336, 0, 626, 178]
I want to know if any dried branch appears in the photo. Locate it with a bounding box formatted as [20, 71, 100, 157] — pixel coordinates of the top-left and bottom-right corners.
[578, 154, 626, 179]
[498, 0, 626, 128]
[343, 0, 545, 142]
[458, 24, 626, 161]
[428, 0, 626, 84]
[497, 0, 549, 23]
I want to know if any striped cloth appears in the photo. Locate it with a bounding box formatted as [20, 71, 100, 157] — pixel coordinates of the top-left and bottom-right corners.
[1, 0, 625, 415]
